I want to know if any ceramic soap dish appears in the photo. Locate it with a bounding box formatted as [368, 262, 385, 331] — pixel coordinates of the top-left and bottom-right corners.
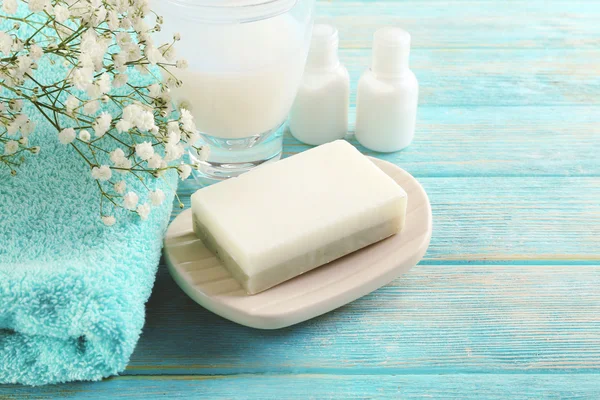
[164, 158, 432, 329]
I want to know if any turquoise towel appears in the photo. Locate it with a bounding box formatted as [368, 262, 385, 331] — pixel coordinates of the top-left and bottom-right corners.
[0, 15, 178, 386]
[0, 112, 177, 386]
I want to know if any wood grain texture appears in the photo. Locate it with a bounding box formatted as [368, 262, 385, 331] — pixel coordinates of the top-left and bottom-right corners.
[176, 177, 600, 261]
[3, 374, 600, 399]
[338, 49, 600, 106]
[316, 1, 600, 49]
[283, 107, 600, 177]
[123, 265, 600, 374]
[11, 0, 600, 397]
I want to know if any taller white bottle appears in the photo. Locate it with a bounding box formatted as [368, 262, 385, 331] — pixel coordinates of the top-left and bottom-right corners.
[355, 27, 419, 153]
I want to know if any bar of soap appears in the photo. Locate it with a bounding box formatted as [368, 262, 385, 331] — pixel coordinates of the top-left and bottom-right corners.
[191, 140, 407, 294]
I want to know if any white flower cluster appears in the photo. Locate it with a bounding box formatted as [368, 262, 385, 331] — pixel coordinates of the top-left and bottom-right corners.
[1, 0, 208, 224]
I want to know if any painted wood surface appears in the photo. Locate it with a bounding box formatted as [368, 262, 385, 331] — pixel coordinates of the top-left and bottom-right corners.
[126, 265, 600, 374]
[317, 1, 600, 50]
[4, 375, 600, 399]
[5, 0, 600, 398]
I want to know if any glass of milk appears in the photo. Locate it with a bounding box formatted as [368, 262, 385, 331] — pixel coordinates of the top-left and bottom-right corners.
[152, 0, 316, 181]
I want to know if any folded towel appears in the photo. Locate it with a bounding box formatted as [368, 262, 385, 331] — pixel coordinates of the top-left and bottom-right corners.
[0, 16, 178, 386]
[0, 116, 177, 386]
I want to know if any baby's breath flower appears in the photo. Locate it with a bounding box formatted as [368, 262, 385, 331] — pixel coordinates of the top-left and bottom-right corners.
[86, 82, 102, 99]
[83, 100, 99, 115]
[199, 145, 211, 161]
[71, 66, 94, 91]
[187, 132, 200, 146]
[6, 122, 19, 136]
[58, 128, 76, 144]
[167, 121, 180, 136]
[149, 189, 166, 206]
[102, 216, 116, 226]
[10, 99, 23, 112]
[29, 44, 43, 61]
[173, 32, 181, 41]
[53, 5, 71, 23]
[97, 73, 111, 94]
[21, 121, 35, 137]
[28, 0, 48, 13]
[114, 181, 126, 194]
[136, 110, 156, 132]
[116, 119, 132, 133]
[123, 191, 139, 210]
[120, 17, 132, 30]
[91, 165, 112, 181]
[0, 32, 13, 55]
[112, 73, 128, 88]
[112, 52, 127, 72]
[177, 164, 192, 180]
[1, 0, 206, 224]
[164, 77, 177, 89]
[115, 157, 132, 172]
[16, 56, 33, 77]
[79, 130, 91, 142]
[167, 130, 181, 145]
[93, 112, 112, 137]
[164, 142, 184, 162]
[175, 59, 188, 69]
[137, 203, 151, 220]
[116, 32, 131, 48]
[107, 11, 119, 30]
[132, 17, 148, 34]
[13, 113, 26, 125]
[147, 83, 160, 97]
[2, 0, 17, 15]
[12, 37, 24, 52]
[65, 95, 79, 113]
[179, 108, 196, 132]
[4, 141, 19, 155]
[135, 141, 154, 161]
[122, 104, 141, 122]
[147, 153, 162, 169]
[110, 148, 126, 164]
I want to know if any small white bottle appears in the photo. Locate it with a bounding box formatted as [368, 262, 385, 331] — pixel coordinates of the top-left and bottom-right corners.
[289, 24, 350, 146]
[355, 27, 419, 153]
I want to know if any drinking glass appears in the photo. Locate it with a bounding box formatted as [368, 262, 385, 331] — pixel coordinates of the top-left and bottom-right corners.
[152, 0, 316, 181]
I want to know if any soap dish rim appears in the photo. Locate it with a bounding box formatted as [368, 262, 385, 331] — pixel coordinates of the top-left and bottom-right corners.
[165, 157, 432, 329]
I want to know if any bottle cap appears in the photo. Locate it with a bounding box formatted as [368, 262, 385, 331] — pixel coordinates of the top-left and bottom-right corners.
[371, 27, 411, 77]
[306, 24, 340, 71]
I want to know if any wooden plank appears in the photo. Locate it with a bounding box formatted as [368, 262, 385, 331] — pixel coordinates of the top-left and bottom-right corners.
[419, 177, 600, 261]
[276, 50, 600, 177]
[338, 49, 600, 107]
[176, 177, 600, 260]
[281, 106, 600, 178]
[315, 1, 600, 49]
[3, 374, 600, 399]
[122, 265, 600, 374]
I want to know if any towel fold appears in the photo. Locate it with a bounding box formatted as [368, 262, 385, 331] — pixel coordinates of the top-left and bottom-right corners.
[0, 13, 178, 385]
[0, 122, 177, 385]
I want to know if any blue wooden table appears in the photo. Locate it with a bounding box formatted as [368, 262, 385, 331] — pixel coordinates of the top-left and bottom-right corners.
[7, 0, 600, 398]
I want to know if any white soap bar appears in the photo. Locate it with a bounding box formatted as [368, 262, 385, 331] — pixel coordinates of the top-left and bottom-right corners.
[191, 140, 407, 294]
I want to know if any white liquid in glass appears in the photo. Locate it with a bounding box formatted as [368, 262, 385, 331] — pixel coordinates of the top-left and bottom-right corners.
[169, 14, 307, 140]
